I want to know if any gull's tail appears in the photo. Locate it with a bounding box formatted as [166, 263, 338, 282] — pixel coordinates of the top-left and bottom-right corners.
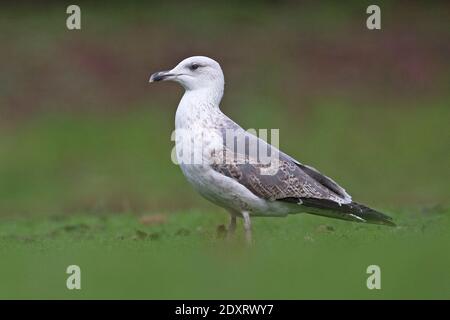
[282, 198, 396, 226]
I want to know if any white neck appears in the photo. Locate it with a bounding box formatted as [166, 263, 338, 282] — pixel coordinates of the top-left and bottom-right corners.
[175, 85, 224, 129]
[183, 84, 224, 107]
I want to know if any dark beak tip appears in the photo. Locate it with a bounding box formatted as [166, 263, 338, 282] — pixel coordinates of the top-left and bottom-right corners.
[149, 71, 175, 83]
[149, 72, 163, 83]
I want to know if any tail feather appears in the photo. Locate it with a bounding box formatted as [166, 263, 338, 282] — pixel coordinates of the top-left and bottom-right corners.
[280, 198, 396, 227]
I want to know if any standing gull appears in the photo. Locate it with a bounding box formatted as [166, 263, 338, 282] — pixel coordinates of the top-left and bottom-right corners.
[149, 56, 395, 242]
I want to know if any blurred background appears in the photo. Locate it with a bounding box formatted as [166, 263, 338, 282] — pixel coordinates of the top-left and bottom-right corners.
[0, 0, 449, 218]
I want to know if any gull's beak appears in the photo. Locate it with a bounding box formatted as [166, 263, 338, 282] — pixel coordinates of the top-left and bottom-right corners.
[149, 70, 176, 83]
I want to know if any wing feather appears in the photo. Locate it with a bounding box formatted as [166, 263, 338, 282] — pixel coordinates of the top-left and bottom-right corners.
[209, 126, 351, 204]
[208, 116, 396, 227]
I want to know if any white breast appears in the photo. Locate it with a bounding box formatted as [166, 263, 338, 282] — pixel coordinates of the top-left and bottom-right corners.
[173, 90, 290, 217]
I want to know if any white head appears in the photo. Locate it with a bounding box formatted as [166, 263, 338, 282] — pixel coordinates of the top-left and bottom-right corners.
[149, 56, 224, 92]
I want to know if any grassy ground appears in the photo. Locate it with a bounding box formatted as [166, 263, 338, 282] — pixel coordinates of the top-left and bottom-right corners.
[0, 208, 449, 299]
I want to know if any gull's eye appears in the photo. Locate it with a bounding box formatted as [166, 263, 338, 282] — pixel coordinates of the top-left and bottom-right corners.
[190, 63, 200, 71]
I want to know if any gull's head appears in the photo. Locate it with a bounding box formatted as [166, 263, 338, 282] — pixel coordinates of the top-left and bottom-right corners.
[149, 56, 224, 91]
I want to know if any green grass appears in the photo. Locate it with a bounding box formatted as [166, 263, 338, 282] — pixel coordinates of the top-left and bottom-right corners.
[0, 208, 448, 299]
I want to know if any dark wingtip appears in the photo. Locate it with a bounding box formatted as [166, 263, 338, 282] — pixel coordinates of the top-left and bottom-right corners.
[352, 202, 396, 227]
[385, 220, 397, 227]
[372, 215, 396, 227]
[280, 197, 397, 227]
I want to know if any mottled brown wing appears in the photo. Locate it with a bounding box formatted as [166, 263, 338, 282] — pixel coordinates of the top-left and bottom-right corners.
[210, 145, 351, 204]
[211, 117, 352, 203]
[209, 121, 397, 226]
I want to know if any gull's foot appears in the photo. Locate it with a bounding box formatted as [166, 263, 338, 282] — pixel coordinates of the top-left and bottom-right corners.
[242, 211, 253, 246]
[216, 224, 227, 239]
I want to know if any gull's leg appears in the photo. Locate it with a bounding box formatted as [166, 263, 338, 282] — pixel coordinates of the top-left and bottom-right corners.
[242, 211, 252, 245]
[226, 210, 237, 240]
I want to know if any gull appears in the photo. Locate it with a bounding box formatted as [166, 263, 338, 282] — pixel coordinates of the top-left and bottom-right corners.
[149, 56, 395, 243]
